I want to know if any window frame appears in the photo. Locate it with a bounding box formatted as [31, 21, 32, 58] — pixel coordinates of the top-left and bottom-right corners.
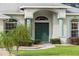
[4, 19, 17, 33]
[71, 19, 79, 37]
[35, 16, 48, 20]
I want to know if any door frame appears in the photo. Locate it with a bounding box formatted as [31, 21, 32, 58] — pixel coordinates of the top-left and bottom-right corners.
[31, 15, 52, 43]
[35, 22, 49, 43]
[34, 20, 51, 43]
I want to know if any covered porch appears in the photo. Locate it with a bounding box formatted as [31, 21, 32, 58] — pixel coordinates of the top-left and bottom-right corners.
[20, 4, 70, 44]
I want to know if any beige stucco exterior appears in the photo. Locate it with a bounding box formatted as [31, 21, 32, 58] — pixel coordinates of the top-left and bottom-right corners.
[0, 3, 79, 44]
[0, 20, 4, 32]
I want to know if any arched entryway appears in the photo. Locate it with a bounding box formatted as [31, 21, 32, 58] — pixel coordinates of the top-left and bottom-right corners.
[33, 10, 53, 43]
[35, 16, 49, 43]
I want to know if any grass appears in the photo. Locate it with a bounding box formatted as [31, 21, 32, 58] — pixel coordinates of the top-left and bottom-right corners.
[17, 45, 79, 56]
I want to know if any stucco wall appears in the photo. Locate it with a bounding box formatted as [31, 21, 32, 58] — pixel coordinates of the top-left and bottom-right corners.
[52, 14, 68, 44]
[61, 17, 68, 44]
[0, 15, 25, 32]
[52, 13, 59, 38]
[63, 18, 68, 38]
[8, 15, 25, 25]
[52, 14, 68, 39]
[66, 15, 79, 38]
[0, 9, 67, 44]
[0, 20, 4, 32]
[33, 10, 53, 40]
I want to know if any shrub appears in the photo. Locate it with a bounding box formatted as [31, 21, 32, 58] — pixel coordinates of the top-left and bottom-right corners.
[0, 24, 32, 54]
[10, 24, 33, 52]
[0, 32, 15, 54]
[69, 37, 79, 45]
[50, 38, 61, 44]
[34, 39, 41, 44]
[19, 40, 33, 46]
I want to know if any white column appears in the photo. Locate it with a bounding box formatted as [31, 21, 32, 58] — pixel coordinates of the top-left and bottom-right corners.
[24, 9, 34, 40]
[57, 9, 68, 44]
[52, 14, 59, 38]
[26, 18, 33, 39]
[59, 18, 68, 44]
[59, 18, 64, 44]
[59, 18, 64, 38]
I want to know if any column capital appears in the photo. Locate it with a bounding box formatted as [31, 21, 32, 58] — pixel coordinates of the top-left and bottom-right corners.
[24, 12, 33, 18]
[57, 9, 66, 19]
[58, 18, 64, 20]
[24, 9, 34, 18]
[26, 18, 33, 20]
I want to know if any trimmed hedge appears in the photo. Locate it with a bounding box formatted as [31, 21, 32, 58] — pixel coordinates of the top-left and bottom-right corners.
[19, 40, 33, 46]
[50, 38, 61, 44]
[34, 39, 41, 44]
[69, 37, 79, 45]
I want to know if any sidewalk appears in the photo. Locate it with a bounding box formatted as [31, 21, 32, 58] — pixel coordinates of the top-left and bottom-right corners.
[0, 48, 15, 56]
[19, 43, 55, 50]
[0, 43, 55, 56]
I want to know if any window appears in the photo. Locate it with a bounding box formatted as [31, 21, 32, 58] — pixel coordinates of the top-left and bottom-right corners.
[4, 19, 17, 33]
[35, 16, 48, 20]
[71, 19, 79, 37]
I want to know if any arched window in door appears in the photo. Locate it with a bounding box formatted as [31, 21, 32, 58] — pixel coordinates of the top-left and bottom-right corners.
[35, 16, 48, 20]
[4, 19, 17, 33]
[71, 19, 79, 37]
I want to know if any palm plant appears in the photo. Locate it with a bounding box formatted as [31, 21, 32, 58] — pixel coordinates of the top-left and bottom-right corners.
[0, 24, 32, 55]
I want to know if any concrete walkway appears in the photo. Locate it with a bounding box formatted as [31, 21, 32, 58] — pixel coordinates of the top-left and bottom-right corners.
[19, 43, 55, 50]
[0, 43, 55, 56]
[0, 48, 12, 56]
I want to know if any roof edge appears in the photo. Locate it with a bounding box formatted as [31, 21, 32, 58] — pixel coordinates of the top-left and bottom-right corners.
[20, 5, 71, 10]
[66, 13, 79, 15]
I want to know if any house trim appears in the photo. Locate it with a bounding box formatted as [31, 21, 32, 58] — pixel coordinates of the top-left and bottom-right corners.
[20, 5, 71, 10]
[33, 19, 51, 43]
[66, 13, 79, 15]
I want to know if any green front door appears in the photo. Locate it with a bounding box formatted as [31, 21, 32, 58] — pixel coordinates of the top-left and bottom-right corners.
[35, 23, 49, 43]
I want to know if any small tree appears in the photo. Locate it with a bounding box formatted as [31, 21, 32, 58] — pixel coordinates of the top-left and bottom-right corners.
[0, 24, 32, 55]
[0, 32, 15, 55]
[11, 24, 32, 53]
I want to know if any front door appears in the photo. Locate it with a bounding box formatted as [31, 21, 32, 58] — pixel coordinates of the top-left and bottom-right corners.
[35, 23, 49, 43]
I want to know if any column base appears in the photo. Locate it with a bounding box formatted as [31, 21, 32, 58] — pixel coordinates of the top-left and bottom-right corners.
[60, 37, 68, 44]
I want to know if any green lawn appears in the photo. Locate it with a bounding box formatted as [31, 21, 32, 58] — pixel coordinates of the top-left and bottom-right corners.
[17, 45, 79, 56]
